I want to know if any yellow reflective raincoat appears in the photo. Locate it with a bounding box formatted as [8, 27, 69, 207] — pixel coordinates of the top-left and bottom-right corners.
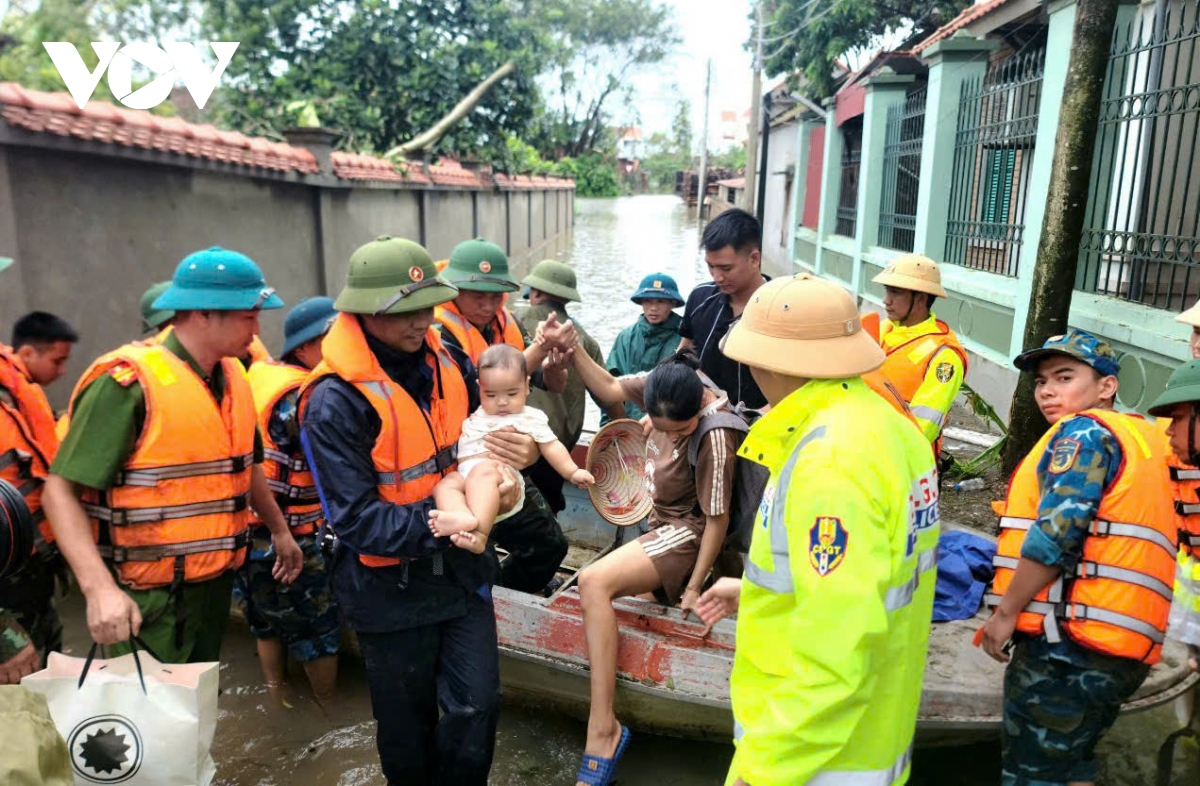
[728, 377, 938, 786]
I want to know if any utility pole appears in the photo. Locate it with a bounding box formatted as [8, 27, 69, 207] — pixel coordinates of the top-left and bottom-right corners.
[742, 1, 763, 212]
[1001, 0, 1121, 475]
[755, 90, 772, 226]
[697, 59, 713, 227]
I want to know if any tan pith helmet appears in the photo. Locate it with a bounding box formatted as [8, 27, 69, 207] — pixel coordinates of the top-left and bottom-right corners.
[872, 254, 947, 298]
[1177, 299, 1200, 327]
[721, 273, 885, 378]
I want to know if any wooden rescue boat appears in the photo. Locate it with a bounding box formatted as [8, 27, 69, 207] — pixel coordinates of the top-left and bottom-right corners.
[493, 435, 1200, 745]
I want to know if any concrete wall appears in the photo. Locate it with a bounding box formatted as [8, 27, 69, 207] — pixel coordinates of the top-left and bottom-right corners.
[0, 142, 573, 409]
[760, 119, 798, 275]
[508, 193, 531, 255]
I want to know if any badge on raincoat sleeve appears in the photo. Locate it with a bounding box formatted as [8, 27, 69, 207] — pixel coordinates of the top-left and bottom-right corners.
[1049, 438, 1081, 475]
[809, 516, 848, 576]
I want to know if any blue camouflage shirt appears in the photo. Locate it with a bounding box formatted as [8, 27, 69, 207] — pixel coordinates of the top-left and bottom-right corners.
[1021, 413, 1130, 667]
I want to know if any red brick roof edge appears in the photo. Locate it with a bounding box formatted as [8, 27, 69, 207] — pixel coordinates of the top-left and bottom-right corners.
[0, 82, 575, 189]
[913, 0, 1015, 54]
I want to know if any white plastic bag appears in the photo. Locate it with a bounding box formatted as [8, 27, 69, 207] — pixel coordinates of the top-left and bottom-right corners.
[20, 641, 219, 786]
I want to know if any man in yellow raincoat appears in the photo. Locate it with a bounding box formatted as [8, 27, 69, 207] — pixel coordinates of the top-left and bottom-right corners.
[696, 273, 939, 786]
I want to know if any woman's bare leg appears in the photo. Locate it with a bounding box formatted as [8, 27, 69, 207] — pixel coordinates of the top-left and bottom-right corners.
[575, 539, 662, 783]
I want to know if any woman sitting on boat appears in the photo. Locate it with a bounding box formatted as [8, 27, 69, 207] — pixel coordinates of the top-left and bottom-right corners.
[566, 346, 744, 786]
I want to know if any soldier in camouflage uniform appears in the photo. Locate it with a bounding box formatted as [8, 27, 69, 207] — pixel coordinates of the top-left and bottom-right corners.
[979, 331, 1160, 786]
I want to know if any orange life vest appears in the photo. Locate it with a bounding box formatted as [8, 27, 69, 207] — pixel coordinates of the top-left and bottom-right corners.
[863, 370, 923, 436]
[247, 360, 323, 536]
[247, 335, 272, 365]
[1159, 417, 1200, 560]
[300, 313, 469, 568]
[989, 409, 1178, 663]
[874, 316, 969, 405]
[69, 343, 257, 590]
[434, 300, 526, 363]
[0, 347, 59, 553]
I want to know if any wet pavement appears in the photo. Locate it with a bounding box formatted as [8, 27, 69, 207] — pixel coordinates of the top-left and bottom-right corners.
[52, 196, 1200, 784]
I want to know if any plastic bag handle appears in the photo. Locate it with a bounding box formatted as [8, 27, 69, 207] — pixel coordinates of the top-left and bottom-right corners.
[78, 636, 160, 693]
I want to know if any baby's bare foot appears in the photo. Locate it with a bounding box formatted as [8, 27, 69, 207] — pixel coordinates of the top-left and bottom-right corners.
[450, 531, 487, 554]
[429, 508, 479, 537]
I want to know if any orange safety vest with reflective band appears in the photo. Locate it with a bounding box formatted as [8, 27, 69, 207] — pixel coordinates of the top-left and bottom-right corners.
[0, 347, 59, 553]
[871, 315, 968, 405]
[69, 343, 256, 590]
[864, 370, 924, 437]
[247, 360, 323, 536]
[300, 313, 468, 568]
[434, 301, 526, 364]
[988, 409, 1178, 664]
[1158, 418, 1200, 560]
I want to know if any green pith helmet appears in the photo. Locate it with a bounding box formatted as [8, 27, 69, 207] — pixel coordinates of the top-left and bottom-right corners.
[139, 280, 175, 333]
[522, 259, 581, 303]
[154, 247, 284, 311]
[1148, 359, 1200, 417]
[443, 238, 519, 293]
[334, 235, 458, 315]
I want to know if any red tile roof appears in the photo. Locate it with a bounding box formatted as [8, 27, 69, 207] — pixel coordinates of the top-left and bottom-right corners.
[913, 0, 1015, 54]
[0, 82, 574, 189]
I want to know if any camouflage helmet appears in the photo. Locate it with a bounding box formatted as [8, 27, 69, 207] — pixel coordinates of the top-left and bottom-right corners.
[334, 236, 458, 315]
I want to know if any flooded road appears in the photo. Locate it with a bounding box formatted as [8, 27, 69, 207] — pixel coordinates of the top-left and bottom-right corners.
[61, 196, 1197, 785]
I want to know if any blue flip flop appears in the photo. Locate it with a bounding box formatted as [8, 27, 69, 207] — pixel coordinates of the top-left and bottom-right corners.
[575, 724, 632, 785]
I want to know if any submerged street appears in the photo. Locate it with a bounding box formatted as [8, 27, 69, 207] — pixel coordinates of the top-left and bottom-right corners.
[51, 196, 1194, 786]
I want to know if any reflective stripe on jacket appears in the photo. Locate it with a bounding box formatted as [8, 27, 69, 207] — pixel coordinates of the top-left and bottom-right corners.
[989, 409, 1177, 663]
[301, 313, 467, 568]
[728, 377, 938, 786]
[68, 343, 256, 589]
[1159, 417, 1200, 647]
[0, 347, 59, 553]
[434, 301, 525, 364]
[247, 360, 322, 536]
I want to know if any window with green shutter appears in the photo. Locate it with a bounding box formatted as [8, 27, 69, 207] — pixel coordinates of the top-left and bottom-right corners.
[980, 149, 1016, 230]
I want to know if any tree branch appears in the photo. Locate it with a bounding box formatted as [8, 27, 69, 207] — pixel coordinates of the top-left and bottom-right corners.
[384, 60, 516, 158]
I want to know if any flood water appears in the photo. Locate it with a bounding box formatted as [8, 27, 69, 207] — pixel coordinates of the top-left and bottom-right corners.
[62, 196, 1197, 785]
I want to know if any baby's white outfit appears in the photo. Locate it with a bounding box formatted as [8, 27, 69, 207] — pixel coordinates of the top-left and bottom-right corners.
[456, 406, 559, 521]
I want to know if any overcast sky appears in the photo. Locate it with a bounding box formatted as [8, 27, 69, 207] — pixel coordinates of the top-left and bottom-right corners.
[614, 0, 756, 154]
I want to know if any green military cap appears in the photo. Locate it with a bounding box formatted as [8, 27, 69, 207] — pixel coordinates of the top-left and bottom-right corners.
[140, 280, 175, 333]
[522, 259, 581, 303]
[443, 238, 519, 293]
[335, 236, 458, 315]
[1148, 359, 1200, 417]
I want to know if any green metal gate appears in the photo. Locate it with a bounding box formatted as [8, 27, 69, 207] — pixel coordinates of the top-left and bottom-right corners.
[879, 88, 927, 253]
[1077, 0, 1200, 311]
[944, 48, 1045, 276]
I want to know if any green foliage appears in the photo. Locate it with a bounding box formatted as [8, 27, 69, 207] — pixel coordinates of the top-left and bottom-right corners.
[553, 153, 619, 197]
[525, 0, 679, 158]
[671, 98, 691, 156]
[765, 0, 971, 99]
[710, 145, 746, 171]
[943, 383, 1010, 481]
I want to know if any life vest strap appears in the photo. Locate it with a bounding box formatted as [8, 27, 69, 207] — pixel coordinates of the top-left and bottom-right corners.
[1075, 561, 1174, 602]
[266, 478, 319, 502]
[1171, 466, 1200, 481]
[377, 445, 459, 486]
[999, 516, 1033, 531]
[85, 493, 250, 525]
[1087, 519, 1177, 557]
[286, 509, 324, 529]
[114, 452, 255, 488]
[1179, 530, 1200, 548]
[97, 528, 252, 563]
[263, 448, 307, 472]
[1015, 600, 1165, 645]
[17, 478, 40, 497]
[0, 447, 32, 476]
[1176, 499, 1200, 516]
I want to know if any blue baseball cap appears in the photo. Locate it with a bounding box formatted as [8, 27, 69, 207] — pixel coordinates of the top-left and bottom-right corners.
[154, 247, 285, 312]
[1013, 328, 1121, 378]
[630, 273, 684, 306]
[282, 296, 337, 357]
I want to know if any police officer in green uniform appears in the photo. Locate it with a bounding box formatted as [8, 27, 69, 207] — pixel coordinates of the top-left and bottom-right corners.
[43, 249, 303, 662]
[517, 260, 623, 512]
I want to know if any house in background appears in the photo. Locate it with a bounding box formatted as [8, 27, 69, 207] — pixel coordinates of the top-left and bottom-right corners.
[785, 0, 1200, 417]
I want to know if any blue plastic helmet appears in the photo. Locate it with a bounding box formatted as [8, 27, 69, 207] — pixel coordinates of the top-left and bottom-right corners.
[153, 247, 285, 312]
[282, 296, 337, 357]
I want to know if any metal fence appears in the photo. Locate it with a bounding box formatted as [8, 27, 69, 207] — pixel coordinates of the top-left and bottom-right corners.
[878, 88, 927, 252]
[835, 121, 863, 237]
[944, 48, 1045, 276]
[1077, 1, 1200, 311]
